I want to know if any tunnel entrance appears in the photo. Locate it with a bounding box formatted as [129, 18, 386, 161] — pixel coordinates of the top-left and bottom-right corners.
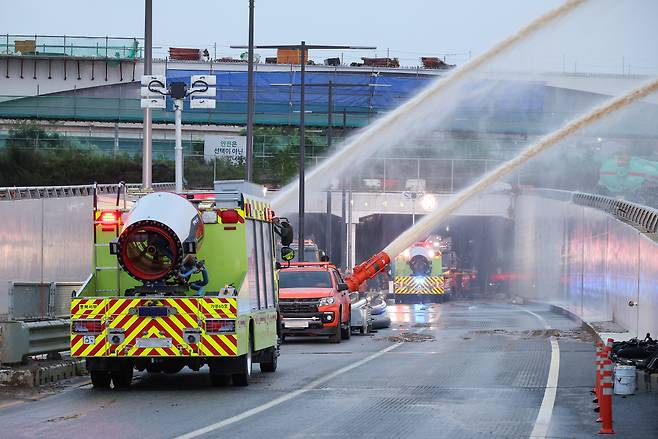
[355, 214, 514, 293]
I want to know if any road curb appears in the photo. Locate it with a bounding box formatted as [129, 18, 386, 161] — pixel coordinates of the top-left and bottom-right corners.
[538, 302, 658, 394]
[0, 357, 86, 388]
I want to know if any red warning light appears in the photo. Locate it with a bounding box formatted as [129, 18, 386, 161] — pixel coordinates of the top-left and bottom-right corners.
[218, 209, 244, 224]
[97, 211, 120, 231]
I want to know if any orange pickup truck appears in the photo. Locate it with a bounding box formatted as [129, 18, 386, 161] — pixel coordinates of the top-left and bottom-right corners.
[278, 263, 351, 343]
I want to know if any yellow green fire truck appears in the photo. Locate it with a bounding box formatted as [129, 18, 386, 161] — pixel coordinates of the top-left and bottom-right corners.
[71, 181, 294, 388]
[392, 238, 446, 303]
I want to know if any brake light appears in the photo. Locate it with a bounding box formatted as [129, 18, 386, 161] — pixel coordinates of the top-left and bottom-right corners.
[204, 319, 236, 334]
[97, 210, 120, 231]
[72, 319, 102, 334]
[219, 209, 243, 224]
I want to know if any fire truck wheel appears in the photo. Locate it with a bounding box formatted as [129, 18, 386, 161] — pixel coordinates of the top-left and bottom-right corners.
[90, 371, 111, 389]
[232, 333, 253, 386]
[329, 312, 342, 343]
[341, 308, 351, 340]
[260, 347, 278, 373]
[111, 368, 133, 389]
[209, 373, 230, 386]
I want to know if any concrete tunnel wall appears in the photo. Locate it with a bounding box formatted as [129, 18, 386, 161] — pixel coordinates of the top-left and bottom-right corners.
[512, 194, 658, 338]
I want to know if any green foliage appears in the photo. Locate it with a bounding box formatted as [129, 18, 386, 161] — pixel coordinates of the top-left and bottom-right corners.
[0, 122, 328, 188]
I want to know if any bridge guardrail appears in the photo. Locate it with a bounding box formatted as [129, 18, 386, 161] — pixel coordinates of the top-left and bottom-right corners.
[0, 182, 175, 201]
[573, 192, 658, 239]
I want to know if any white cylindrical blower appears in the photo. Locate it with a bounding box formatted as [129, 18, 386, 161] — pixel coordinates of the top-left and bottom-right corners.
[114, 192, 204, 281]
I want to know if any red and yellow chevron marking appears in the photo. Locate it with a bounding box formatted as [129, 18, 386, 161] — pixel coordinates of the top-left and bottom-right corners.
[71, 298, 106, 319]
[198, 298, 237, 318]
[199, 333, 238, 357]
[71, 297, 239, 358]
[394, 276, 445, 295]
[71, 328, 108, 357]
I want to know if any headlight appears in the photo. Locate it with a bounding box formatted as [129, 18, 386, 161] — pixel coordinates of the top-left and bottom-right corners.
[318, 296, 335, 306]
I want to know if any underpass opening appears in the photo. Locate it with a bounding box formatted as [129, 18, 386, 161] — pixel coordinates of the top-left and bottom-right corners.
[355, 213, 514, 294]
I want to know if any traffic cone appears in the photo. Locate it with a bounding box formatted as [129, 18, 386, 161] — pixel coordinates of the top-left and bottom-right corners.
[598, 359, 615, 434]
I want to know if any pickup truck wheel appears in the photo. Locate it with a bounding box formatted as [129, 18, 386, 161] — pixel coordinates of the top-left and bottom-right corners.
[329, 312, 342, 344]
[90, 371, 111, 389]
[341, 308, 351, 340]
[260, 347, 278, 373]
[232, 333, 253, 386]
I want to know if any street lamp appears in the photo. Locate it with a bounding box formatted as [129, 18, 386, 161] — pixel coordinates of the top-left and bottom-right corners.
[403, 190, 425, 225]
[233, 42, 375, 261]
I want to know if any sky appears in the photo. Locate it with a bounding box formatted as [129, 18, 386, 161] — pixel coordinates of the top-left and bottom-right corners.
[2, 1, 656, 73]
[0, 0, 564, 64]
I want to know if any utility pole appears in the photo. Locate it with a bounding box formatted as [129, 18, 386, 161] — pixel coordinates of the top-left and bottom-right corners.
[142, 0, 153, 189]
[245, 0, 255, 181]
[233, 42, 375, 262]
[173, 98, 184, 193]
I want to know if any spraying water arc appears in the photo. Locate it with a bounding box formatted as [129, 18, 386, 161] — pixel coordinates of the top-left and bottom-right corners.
[344, 77, 658, 291]
[272, 0, 590, 214]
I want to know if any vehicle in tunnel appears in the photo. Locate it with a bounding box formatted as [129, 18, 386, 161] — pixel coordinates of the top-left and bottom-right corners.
[71, 181, 294, 388]
[278, 263, 352, 343]
[391, 237, 455, 303]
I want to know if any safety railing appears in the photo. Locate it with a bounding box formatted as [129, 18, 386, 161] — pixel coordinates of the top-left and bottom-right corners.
[0, 182, 175, 201]
[1, 34, 142, 60]
[573, 192, 658, 238]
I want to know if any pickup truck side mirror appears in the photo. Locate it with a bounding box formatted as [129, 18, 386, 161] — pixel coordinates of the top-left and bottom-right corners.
[337, 282, 349, 292]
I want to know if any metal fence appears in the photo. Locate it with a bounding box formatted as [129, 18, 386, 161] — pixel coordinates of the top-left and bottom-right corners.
[2, 34, 142, 60]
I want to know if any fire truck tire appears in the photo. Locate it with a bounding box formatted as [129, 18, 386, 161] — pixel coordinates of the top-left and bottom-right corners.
[209, 373, 230, 386]
[329, 312, 342, 343]
[232, 333, 253, 386]
[111, 368, 133, 389]
[260, 347, 278, 373]
[341, 308, 351, 340]
[90, 371, 111, 389]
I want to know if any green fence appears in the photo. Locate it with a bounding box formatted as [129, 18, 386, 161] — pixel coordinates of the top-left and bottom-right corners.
[1, 34, 142, 60]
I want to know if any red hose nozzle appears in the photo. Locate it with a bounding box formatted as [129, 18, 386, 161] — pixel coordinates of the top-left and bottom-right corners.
[345, 251, 391, 292]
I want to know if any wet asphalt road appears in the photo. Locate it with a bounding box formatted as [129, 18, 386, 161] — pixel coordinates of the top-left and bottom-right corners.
[0, 300, 655, 439]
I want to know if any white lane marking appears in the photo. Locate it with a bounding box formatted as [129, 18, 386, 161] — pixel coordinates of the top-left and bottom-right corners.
[176, 342, 404, 439]
[521, 308, 561, 439]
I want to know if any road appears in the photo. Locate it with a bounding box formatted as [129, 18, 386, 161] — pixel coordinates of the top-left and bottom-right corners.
[1, 300, 651, 439]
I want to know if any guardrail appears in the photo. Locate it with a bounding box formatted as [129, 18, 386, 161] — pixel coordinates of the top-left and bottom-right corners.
[2, 34, 142, 60]
[0, 182, 175, 201]
[573, 192, 658, 239]
[0, 281, 82, 365]
[0, 319, 71, 364]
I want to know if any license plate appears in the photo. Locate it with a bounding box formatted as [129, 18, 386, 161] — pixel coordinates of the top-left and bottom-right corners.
[284, 320, 309, 329]
[83, 335, 96, 345]
[136, 337, 172, 348]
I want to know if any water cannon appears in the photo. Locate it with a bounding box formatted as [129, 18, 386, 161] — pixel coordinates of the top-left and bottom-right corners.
[110, 192, 204, 282]
[345, 251, 391, 292]
[408, 245, 433, 276]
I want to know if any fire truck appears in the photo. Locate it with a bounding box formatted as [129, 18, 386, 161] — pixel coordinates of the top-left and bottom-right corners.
[70, 181, 294, 388]
[391, 238, 444, 303]
[390, 236, 474, 303]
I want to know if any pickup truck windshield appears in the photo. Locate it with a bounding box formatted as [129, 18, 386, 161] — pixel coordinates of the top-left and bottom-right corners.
[279, 270, 333, 288]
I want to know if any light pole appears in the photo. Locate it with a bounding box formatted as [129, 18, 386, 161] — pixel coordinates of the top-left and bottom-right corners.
[142, 0, 153, 189]
[235, 42, 375, 261]
[403, 190, 424, 225]
[245, 0, 255, 181]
